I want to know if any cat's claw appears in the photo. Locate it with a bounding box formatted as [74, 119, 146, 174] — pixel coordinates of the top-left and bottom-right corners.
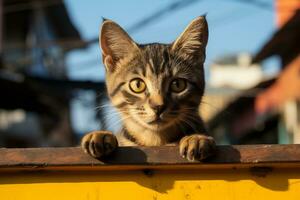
[81, 131, 118, 158]
[179, 134, 216, 161]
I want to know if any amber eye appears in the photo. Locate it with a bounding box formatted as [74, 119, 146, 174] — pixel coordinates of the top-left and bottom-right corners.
[170, 79, 187, 93]
[129, 78, 146, 93]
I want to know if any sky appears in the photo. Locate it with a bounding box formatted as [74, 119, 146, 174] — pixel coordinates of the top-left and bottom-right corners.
[64, 0, 277, 81]
[63, 0, 277, 133]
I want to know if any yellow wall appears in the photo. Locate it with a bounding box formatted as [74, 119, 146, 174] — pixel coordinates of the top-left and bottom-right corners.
[1, 168, 299, 200]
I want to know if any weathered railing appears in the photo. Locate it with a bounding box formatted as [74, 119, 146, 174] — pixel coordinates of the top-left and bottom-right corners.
[0, 145, 300, 199]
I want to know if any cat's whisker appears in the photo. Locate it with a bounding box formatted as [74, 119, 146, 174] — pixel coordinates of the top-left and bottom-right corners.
[98, 109, 121, 116]
[82, 16, 213, 149]
[177, 113, 199, 133]
[180, 119, 196, 134]
[96, 107, 139, 117]
[173, 117, 185, 134]
[105, 114, 134, 130]
[94, 104, 114, 111]
[200, 100, 221, 112]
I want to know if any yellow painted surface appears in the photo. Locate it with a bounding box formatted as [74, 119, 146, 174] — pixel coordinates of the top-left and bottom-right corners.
[0, 168, 300, 200]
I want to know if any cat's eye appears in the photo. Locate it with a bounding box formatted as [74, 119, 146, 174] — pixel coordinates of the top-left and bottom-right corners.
[170, 79, 187, 93]
[129, 78, 146, 93]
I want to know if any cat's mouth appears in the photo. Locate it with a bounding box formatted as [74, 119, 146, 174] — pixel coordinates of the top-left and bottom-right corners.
[147, 117, 164, 125]
[131, 114, 176, 131]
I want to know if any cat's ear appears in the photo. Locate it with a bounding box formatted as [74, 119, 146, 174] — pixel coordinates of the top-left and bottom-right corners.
[100, 19, 139, 72]
[171, 16, 208, 63]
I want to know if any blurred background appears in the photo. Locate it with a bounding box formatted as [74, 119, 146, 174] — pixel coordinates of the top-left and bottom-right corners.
[0, 0, 299, 147]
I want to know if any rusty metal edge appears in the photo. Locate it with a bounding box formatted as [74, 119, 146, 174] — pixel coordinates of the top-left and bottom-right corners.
[0, 144, 300, 171]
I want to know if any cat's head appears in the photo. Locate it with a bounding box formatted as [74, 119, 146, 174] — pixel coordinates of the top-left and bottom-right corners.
[100, 16, 208, 131]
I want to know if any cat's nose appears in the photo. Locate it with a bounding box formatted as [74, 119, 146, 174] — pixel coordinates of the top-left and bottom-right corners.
[152, 105, 166, 118]
[149, 94, 166, 117]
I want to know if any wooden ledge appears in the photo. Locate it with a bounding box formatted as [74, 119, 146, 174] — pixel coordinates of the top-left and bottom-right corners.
[0, 144, 300, 171]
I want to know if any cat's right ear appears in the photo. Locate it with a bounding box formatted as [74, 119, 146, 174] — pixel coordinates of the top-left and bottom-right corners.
[171, 16, 208, 64]
[100, 19, 139, 72]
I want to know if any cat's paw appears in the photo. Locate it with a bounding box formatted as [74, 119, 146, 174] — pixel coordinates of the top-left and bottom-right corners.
[81, 131, 118, 158]
[179, 134, 216, 161]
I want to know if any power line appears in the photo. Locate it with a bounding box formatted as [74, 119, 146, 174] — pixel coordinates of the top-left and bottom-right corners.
[127, 0, 202, 33]
[85, 0, 202, 46]
[2, 0, 273, 50]
[210, 8, 258, 28]
[3, 0, 276, 71]
[226, 0, 273, 11]
[72, 0, 275, 71]
[2, 0, 202, 50]
[210, 0, 273, 28]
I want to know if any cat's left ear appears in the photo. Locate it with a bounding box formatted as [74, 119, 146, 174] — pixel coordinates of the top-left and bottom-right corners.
[171, 16, 208, 63]
[100, 19, 139, 72]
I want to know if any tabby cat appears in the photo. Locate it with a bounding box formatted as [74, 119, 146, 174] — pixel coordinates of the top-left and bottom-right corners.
[81, 16, 216, 161]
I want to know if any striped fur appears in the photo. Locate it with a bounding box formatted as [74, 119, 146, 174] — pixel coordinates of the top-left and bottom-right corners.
[101, 16, 209, 146]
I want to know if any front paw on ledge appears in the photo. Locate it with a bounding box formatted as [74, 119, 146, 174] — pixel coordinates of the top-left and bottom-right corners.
[81, 130, 118, 158]
[179, 134, 216, 161]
